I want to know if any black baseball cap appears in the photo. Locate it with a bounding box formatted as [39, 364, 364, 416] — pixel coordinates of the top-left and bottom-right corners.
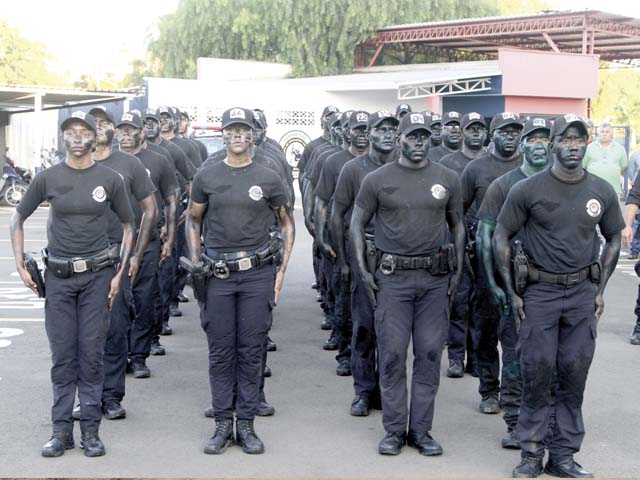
[341, 110, 354, 128]
[254, 109, 268, 128]
[116, 112, 143, 129]
[60, 111, 97, 134]
[399, 112, 432, 135]
[178, 109, 190, 120]
[349, 111, 370, 129]
[490, 112, 523, 133]
[221, 107, 255, 130]
[322, 105, 339, 117]
[253, 110, 267, 129]
[368, 110, 399, 129]
[156, 106, 174, 119]
[442, 111, 462, 125]
[430, 114, 442, 126]
[550, 114, 588, 139]
[329, 112, 342, 127]
[461, 112, 486, 130]
[396, 104, 412, 116]
[88, 105, 115, 125]
[143, 108, 159, 122]
[171, 107, 181, 120]
[522, 117, 551, 138]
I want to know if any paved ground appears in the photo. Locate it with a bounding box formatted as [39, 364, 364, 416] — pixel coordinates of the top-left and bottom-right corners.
[0, 205, 639, 478]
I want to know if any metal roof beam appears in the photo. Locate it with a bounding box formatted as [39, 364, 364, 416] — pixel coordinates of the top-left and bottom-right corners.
[398, 77, 492, 100]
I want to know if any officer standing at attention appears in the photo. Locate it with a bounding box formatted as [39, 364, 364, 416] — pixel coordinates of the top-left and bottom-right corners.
[493, 115, 623, 478]
[331, 111, 399, 416]
[178, 110, 208, 163]
[10, 111, 135, 457]
[115, 112, 178, 377]
[475, 117, 552, 449]
[622, 172, 640, 345]
[298, 106, 338, 192]
[351, 112, 465, 456]
[185, 108, 294, 455]
[440, 112, 488, 379]
[427, 111, 462, 163]
[315, 111, 371, 376]
[89, 105, 157, 420]
[461, 112, 523, 415]
[395, 104, 412, 119]
[430, 114, 443, 148]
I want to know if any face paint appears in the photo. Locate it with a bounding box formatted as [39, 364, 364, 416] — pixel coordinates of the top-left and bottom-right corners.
[431, 124, 442, 146]
[254, 128, 266, 146]
[522, 131, 551, 169]
[223, 126, 254, 154]
[462, 123, 487, 150]
[493, 126, 523, 156]
[330, 125, 343, 145]
[160, 113, 174, 133]
[552, 126, 587, 170]
[62, 122, 95, 157]
[116, 126, 143, 149]
[144, 118, 160, 140]
[93, 114, 114, 145]
[400, 129, 430, 163]
[342, 127, 351, 145]
[442, 122, 462, 149]
[349, 126, 369, 149]
[369, 120, 398, 154]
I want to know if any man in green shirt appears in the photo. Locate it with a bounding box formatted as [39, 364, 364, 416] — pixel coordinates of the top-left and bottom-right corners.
[583, 121, 627, 195]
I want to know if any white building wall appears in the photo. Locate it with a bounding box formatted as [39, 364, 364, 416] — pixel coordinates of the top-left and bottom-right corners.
[8, 110, 59, 172]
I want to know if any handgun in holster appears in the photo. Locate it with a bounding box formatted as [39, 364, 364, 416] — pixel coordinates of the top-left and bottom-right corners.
[432, 243, 457, 276]
[512, 240, 529, 296]
[179, 256, 211, 306]
[365, 238, 378, 276]
[24, 253, 45, 298]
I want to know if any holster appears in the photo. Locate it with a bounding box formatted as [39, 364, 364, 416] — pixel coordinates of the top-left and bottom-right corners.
[179, 256, 211, 305]
[432, 243, 456, 276]
[365, 238, 377, 276]
[512, 240, 529, 296]
[24, 253, 45, 298]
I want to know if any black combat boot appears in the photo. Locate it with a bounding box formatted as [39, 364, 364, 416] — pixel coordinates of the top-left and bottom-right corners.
[41, 431, 75, 457]
[446, 359, 464, 378]
[350, 396, 370, 416]
[236, 419, 265, 454]
[407, 431, 443, 456]
[378, 431, 406, 455]
[204, 418, 235, 454]
[81, 431, 106, 457]
[545, 456, 594, 478]
[512, 454, 544, 478]
[630, 322, 640, 345]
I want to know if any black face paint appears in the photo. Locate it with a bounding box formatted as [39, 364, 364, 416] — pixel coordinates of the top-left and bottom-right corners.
[160, 114, 174, 133]
[63, 126, 95, 157]
[331, 125, 343, 145]
[117, 126, 143, 149]
[462, 123, 487, 150]
[342, 127, 351, 145]
[400, 129, 430, 163]
[144, 119, 160, 140]
[370, 120, 398, 154]
[493, 126, 523, 156]
[552, 126, 587, 170]
[349, 126, 369, 149]
[95, 118, 114, 145]
[442, 122, 462, 149]
[254, 128, 266, 146]
[431, 124, 442, 146]
[522, 131, 551, 169]
[223, 126, 254, 153]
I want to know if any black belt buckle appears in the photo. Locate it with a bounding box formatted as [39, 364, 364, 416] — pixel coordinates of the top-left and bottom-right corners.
[380, 254, 396, 275]
[566, 272, 582, 286]
[213, 260, 230, 279]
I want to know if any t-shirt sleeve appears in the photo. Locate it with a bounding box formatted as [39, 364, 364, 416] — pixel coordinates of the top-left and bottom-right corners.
[460, 163, 475, 211]
[190, 170, 208, 204]
[477, 180, 503, 225]
[158, 157, 179, 199]
[172, 146, 195, 181]
[355, 173, 378, 216]
[308, 157, 324, 187]
[16, 171, 46, 218]
[314, 161, 334, 203]
[626, 177, 640, 206]
[333, 166, 354, 208]
[599, 184, 626, 237]
[496, 182, 528, 234]
[445, 171, 463, 217]
[266, 173, 290, 210]
[109, 174, 135, 224]
[131, 159, 156, 201]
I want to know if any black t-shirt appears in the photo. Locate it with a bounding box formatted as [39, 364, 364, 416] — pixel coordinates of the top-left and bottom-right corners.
[497, 169, 625, 273]
[136, 149, 178, 227]
[626, 176, 640, 207]
[298, 137, 328, 173]
[159, 137, 195, 183]
[192, 138, 209, 163]
[461, 151, 522, 215]
[96, 150, 156, 242]
[428, 144, 459, 163]
[314, 149, 355, 203]
[356, 161, 463, 256]
[266, 137, 285, 156]
[477, 168, 527, 226]
[333, 154, 385, 233]
[261, 142, 293, 185]
[307, 145, 341, 188]
[147, 142, 183, 191]
[17, 162, 133, 258]
[440, 150, 478, 177]
[191, 160, 289, 252]
[171, 136, 202, 169]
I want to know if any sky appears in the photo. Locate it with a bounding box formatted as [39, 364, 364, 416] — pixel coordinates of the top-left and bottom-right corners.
[1, 0, 640, 83]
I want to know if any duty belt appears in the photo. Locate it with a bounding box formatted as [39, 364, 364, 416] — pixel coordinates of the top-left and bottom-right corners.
[43, 244, 120, 278]
[379, 252, 435, 275]
[527, 266, 590, 286]
[204, 242, 278, 279]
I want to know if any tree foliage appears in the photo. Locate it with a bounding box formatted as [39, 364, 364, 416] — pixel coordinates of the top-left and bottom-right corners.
[592, 68, 640, 144]
[149, 0, 499, 79]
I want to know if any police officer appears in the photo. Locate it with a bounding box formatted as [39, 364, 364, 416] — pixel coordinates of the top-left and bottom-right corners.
[168, 107, 202, 169]
[178, 110, 208, 163]
[185, 107, 294, 455]
[475, 117, 552, 448]
[298, 106, 338, 192]
[10, 111, 135, 457]
[331, 110, 399, 415]
[493, 115, 623, 478]
[430, 114, 443, 147]
[461, 112, 523, 414]
[395, 104, 412, 119]
[115, 112, 178, 377]
[440, 112, 488, 378]
[351, 112, 465, 456]
[89, 105, 157, 420]
[621, 172, 640, 345]
[315, 111, 370, 375]
[427, 111, 462, 163]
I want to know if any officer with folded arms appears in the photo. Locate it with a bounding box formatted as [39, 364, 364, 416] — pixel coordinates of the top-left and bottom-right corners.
[185, 107, 294, 455]
[351, 112, 465, 456]
[10, 111, 135, 457]
[493, 115, 623, 478]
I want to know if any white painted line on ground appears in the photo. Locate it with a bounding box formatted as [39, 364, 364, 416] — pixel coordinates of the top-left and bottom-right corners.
[0, 318, 43, 322]
[0, 281, 24, 284]
[0, 239, 45, 242]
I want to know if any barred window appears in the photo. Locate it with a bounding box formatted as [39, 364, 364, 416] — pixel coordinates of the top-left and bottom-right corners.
[206, 108, 223, 125]
[275, 110, 315, 127]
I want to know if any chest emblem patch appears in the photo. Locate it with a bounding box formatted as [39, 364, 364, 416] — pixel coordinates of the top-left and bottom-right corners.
[431, 184, 446, 200]
[249, 185, 264, 201]
[92, 186, 106, 203]
[586, 198, 601, 217]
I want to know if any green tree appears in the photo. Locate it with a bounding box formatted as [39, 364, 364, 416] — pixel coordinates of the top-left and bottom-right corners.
[149, 0, 498, 79]
[592, 68, 640, 145]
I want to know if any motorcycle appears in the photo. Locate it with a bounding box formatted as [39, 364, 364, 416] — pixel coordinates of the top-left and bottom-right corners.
[0, 163, 30, 207]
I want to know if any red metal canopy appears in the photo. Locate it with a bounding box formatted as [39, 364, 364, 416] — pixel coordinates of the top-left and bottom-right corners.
[354, 10, 640, 68]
